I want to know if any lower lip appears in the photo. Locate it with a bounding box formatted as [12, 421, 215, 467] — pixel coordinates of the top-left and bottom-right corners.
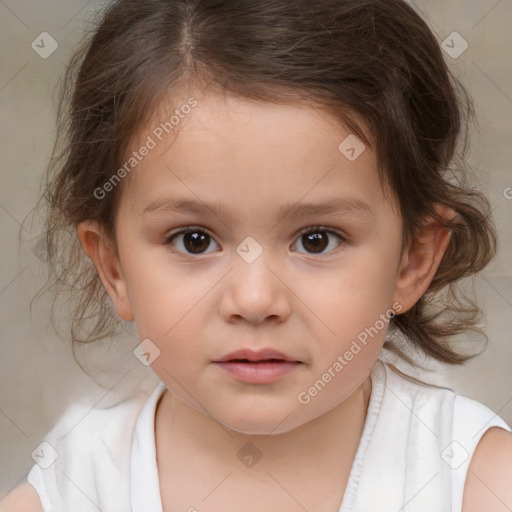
[214, 360, 302, 384]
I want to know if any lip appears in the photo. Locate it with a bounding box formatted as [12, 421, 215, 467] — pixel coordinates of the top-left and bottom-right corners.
[214, 360, 302, 384]
[213, 348, 300, 363]
[213, 348, 303, 384]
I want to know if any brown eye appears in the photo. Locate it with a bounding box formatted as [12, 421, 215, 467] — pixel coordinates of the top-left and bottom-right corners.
[183, 231, 210, 253]
[166, 228, 220, 255]
[302, 232, 328, 253]
[292, 228, 344, 255]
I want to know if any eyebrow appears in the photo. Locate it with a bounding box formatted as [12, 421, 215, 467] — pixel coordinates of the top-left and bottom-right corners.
[143, 196, 373, 222]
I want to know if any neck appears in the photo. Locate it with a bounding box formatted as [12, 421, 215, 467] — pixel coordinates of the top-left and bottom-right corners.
[155, 376, 373, 481]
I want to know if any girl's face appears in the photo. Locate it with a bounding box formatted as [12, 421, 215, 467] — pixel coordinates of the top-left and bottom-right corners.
[87, 91, 431, 434]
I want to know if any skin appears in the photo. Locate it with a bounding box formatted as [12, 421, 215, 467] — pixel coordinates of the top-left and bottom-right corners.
[69, 89, 509, 509]
[2, 89, 511, 512]
[72, 88, 454, 509]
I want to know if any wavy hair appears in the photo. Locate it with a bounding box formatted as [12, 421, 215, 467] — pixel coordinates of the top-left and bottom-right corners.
[30, 0, 497, 366]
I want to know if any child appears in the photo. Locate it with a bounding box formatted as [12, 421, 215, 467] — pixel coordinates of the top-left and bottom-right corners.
[3, 0, 511, 511]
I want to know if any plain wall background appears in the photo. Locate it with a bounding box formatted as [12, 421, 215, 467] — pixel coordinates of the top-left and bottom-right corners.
[1, 0, 511, 497]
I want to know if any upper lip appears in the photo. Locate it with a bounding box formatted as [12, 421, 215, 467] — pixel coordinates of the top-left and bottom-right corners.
[214, 348, 301, 363]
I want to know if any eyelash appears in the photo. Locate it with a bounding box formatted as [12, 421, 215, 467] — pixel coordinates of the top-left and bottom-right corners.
[164, 225, 346, 257]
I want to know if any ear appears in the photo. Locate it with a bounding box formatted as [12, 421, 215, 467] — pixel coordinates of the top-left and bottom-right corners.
[77, 220, 134, 322]
[393, 204, 456, 314]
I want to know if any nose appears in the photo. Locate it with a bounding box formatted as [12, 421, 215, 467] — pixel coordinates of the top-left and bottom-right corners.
[219, 249, 291, 326]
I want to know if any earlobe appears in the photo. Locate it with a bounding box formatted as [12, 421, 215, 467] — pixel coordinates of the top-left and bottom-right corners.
[77, 220, 134, 322]
[393, 204, 456, 313]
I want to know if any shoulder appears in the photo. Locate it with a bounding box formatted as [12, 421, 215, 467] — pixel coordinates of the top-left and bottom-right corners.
[462, 426, 512, 512]
[0, 481, 43, 512]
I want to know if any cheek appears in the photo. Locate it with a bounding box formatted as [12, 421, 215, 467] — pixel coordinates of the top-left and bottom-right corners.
[301, 248, 400, 362]
[294, 260, 397, 408]
[120, 242, 205, 331]
[121, 254, 220, 381]
[314, 251, 398, 323]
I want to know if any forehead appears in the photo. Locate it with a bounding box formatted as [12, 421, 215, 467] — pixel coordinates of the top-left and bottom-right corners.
[120, 90, 395, 220]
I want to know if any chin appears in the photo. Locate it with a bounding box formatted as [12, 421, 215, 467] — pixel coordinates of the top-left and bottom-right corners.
[216, 406, 305, 436]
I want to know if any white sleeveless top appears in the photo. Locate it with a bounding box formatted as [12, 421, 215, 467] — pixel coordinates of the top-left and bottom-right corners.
[27, 358, 511, 511]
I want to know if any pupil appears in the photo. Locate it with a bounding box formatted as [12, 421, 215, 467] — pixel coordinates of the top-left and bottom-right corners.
[304, 232, 327, 253]
[184, 232, 209, 253]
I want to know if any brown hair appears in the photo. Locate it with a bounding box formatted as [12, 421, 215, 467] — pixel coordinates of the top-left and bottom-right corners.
[31, 0, 497, 366]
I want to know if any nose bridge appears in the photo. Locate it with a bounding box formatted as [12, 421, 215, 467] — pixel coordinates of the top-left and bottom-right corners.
[233, 238, 278, 297]
[221, 237, 290, 323]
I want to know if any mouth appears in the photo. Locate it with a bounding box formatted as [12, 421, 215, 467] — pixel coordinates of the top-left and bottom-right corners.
[213, 348, 301, 363]
[213, 349, 303, 384]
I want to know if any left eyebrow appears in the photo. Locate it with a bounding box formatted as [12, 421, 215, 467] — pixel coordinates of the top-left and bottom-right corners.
[142, 196, 374, 221]
[276, 197, 373, 220]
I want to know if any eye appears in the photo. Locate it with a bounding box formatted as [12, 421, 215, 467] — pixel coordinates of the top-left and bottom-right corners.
[291, 227, 345, 255]
[165, 227, 220, 255]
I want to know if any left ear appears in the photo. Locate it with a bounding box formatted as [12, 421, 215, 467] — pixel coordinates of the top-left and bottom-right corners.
[393, 204, 456, 314]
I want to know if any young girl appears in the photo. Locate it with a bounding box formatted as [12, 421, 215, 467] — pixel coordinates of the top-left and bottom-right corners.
[3, 0, 511, 511]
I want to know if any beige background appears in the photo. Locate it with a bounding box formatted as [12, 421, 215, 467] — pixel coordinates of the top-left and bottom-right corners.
[1, 0, 511, 497]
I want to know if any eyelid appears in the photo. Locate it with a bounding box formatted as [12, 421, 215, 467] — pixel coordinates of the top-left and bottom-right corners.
[295, 225, 346, 240]
[165, 225, 216, 241]
[165, 225, 346, 241]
